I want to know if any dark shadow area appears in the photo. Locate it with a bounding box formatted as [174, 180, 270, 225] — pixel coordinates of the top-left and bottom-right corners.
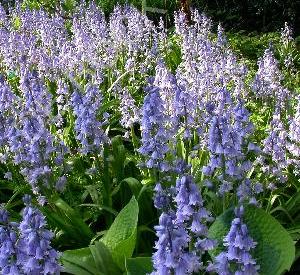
[191, 0, 300, 36]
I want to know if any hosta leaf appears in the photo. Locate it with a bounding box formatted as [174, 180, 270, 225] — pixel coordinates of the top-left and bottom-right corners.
[89, 241, 122, 275]
[61, 247, 98, 275]
[101, 196, 139, 270]
[61, 241, 121, 275]
[122, 178, 141, 195]
[208, 205, 295, 275]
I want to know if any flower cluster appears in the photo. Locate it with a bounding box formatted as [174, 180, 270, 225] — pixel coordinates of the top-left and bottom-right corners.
[0, 208, 22, 274]
[287, 98, 300, 163]
[261, 112, 288, 183]
[71, 83, 108, 154]
[0, 75, 19, 148]
[1, 71, 68, 193]
[152, 175, 215, 274]
[138, 80, 171, 171]
[0, 196, 60, 274]
[202, 89, 254, 196]
[208, 206, 259, 275]
[175, 176, 216, 252]
[119, 88, 140, 130]
[252, 48, 289, 108]
[18, 195, 61, 274]
[152, 211, 200, 275]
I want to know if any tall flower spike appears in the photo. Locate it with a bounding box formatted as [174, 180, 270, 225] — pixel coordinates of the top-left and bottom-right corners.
[119, 88, 140, 130]
[6, 99, 67, 193]
[0, 208, 22, 275]
[287, 97, 300, 162]
[207, 206, 259, 275]
[71, 83, 108, 155]
[217, 24, 227, 47]
[138, 80, 170, 171]
[175, 175, 216, 256]
[203, 93, 254, 196]
[153, 60, 194, 139]
[202, 89, 235, 177]
[252, 48, 289, 109]
[280, 22, 294, 69]
[0, 75, 19, 148]
[262, 111, 288, 183]
[152, 180, 203, 275]
[152, 211, 201, 275]
[18, 195, 61, 274]
[281, 22, 293, 46]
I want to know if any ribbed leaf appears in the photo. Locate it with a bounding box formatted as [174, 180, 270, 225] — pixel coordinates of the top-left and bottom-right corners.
[101, 196, 139, 270]
[208, 205, 295, 275]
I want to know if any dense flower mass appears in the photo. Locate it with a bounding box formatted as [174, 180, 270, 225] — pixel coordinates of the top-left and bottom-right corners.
[152, 211, 200, 275]
[261, 111, 289, 183]
[18, 195, 61, 274]
[287, 98, 300, 164]
[0, 196, 60, 275]
[202, 88, 254, 197]
[0, 2, 298, 275]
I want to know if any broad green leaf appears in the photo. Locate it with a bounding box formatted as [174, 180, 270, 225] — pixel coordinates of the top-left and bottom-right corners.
[61, 247, 98, 275]
[126, 257, 153, 275]
[101, 196, 139, 270]
[89, 241, 122, 275]
[61, 241, 121, 275]
[121, 177, 141, 198]
[208, 205, 295, 275]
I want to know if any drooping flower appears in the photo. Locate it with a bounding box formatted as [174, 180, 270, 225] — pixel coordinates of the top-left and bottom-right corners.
[152, 210, 201, 275]
[207, 206, 259, 275]
[119, 88, 140, 129]
[287, 98, 300, 161]
[0, 75, 19, 148]
[16, 70, 67, 174]
[138, 80, 171, 171]
[152, 175, 216, 275]
[71, 83, 108, 155]
[175, 175, 216, 254]
[18, 195, 61, 274]
[0, 208, 22, 275]
[252, 48, 289, 109]
[217, 24, 227, 47]
[203, 90, 253, 195]
[281, 22, 293, 46]
[262, 111, 288, 183]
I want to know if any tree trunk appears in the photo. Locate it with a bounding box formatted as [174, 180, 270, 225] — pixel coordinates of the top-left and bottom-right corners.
[180, 0, 191, 23]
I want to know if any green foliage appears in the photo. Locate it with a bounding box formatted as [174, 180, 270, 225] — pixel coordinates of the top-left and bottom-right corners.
[1, 1, 300, 273]
[61, 241, 122, 275]
[61, 197, 139, 274]
[101, 196, 139, 269]
[62, 247, 98, 275]
[227, 32, 280, 63]
[43, 198, 94, 249]
[208, 205, 295, 275]
[125, 257, 153, 275]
